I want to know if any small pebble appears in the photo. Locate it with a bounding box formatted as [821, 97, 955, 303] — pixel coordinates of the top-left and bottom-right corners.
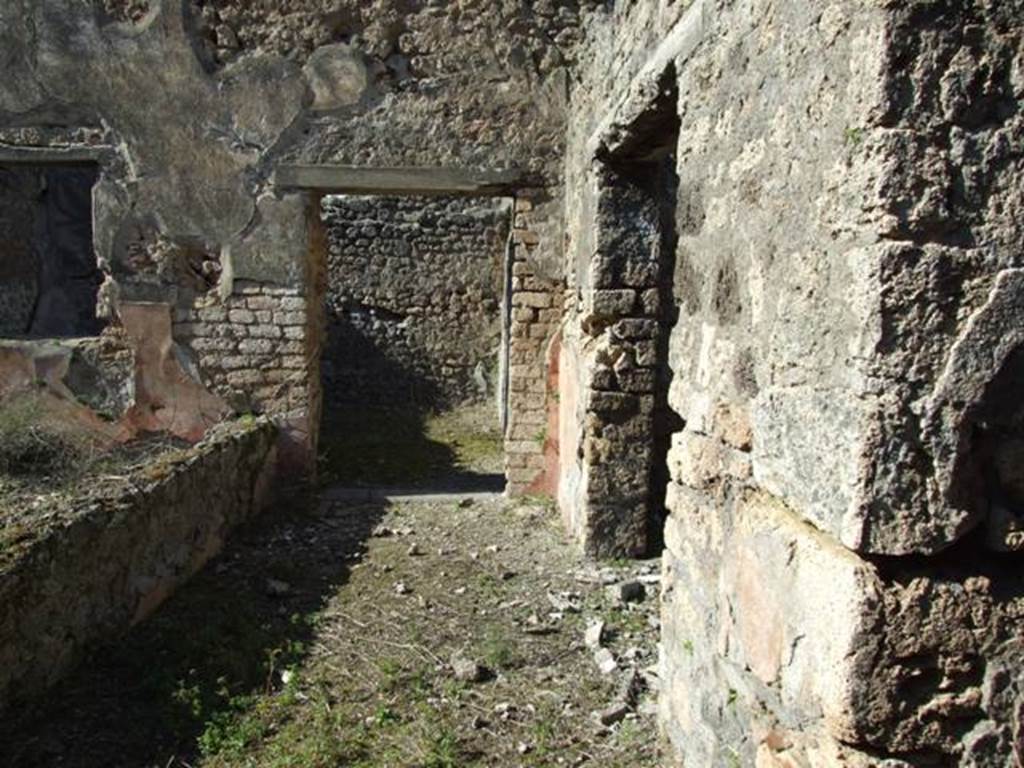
[584, 619, 606, 649]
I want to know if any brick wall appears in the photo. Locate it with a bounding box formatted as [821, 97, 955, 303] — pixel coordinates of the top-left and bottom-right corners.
[504, 196, 563, 496]
[173, 281, 309, 417]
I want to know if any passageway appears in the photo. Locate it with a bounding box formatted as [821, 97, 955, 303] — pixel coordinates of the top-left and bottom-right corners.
[0, 492, 663, 767]
[316, 194, 511, 495]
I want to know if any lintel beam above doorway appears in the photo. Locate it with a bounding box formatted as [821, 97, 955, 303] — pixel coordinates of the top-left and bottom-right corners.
[273, 165, 527, 197]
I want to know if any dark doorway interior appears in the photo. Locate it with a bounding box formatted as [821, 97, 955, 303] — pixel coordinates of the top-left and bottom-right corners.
[0, 164, 104, 339]
[316, 194, 511, 493]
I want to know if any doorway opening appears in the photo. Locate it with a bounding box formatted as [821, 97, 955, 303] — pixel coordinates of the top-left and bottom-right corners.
[316, 194, 513, 493]
[0, 164, 105, 339]
[577, 67, 682, 557]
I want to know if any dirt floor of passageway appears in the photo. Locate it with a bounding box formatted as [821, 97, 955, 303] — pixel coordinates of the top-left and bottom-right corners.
[1, 490, 664, 767]
[318, 403, 506, 492]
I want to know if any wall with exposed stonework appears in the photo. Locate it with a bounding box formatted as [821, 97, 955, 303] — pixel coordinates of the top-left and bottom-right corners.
[320, 195, 508, 411]
[0, 419, 277, 710]
[0, 0, 574, 462]
[7, 0, 1021, 761]
[570, 0, 1024, 764]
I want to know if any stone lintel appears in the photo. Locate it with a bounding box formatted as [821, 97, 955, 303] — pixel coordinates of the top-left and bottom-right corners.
[273, 164, 527, 197]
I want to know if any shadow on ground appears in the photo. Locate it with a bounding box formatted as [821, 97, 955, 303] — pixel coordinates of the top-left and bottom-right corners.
[317, 405, 505, 494]
[0, 488, 389, 768]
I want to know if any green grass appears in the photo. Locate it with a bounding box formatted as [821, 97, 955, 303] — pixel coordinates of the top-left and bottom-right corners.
[0, 389, 93, 476]
[317, 405, 502, 487]
[479, 627, 517, 671]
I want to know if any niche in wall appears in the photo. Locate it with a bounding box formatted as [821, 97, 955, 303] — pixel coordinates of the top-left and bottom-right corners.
[0, 164, 105, 339]
[571, 64, 683, 558]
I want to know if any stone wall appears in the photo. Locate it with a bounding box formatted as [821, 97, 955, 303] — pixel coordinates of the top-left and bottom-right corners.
[258, 0, 589, 185]
[0, 419, 277, 709]
[320, 195, 508, 411]
[558, 155, 678, 558]
[0, 0, 575, 460]
[571, 0, 1024, 764]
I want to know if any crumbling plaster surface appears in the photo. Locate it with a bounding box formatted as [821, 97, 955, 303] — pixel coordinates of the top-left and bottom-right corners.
[265, 0, 589, 191]
[571, 0, 1024, 558]
[0, 0, 578, 452]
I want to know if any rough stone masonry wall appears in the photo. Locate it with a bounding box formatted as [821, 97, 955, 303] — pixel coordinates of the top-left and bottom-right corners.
[558, 158, 677, 559]
[0, 0, 577, 459]
[0, 419, 277, 710]
[572, 0, 1024, 765]
[320, 195, 508, 411]
[558, 0, 691, 557]
[264, 0, 593, 188]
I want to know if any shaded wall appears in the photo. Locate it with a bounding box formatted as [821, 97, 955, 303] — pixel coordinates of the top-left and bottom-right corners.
[320, 195, 508, 411]
[0, 164, 103, 338]
[0, 167, 39, 336]
[0, 0, 576, 464]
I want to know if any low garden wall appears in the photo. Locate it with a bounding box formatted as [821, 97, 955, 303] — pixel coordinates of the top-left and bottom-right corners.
[0, 419, 277, 709]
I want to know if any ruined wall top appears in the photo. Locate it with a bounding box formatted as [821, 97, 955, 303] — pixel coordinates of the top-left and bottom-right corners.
[0, 0, 590, 303]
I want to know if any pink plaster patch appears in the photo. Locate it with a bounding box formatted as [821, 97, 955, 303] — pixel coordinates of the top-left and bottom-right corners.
[120, 302, 230, 441]
[527, 329, 562, 497]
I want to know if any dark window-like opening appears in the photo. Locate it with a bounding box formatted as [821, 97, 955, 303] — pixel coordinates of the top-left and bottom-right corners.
[0, 164, 104, 339]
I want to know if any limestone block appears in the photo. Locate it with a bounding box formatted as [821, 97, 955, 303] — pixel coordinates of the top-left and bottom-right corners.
[668, 431, 751, 490]
[515, 292, 554, 309]
[589, 289, 637, 318]
[611, 319, 657, 340]
[228, 309, 254, 324]
[617, 368, 657, 394]
[660, 486, 1024, 765]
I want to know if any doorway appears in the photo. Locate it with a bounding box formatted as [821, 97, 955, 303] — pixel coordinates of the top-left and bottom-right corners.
[316, 193, 513, 493]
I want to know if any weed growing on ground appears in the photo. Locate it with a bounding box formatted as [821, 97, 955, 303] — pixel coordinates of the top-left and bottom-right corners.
[480, 627, 517, 670]
[0, 391, 91, 476]
[422, 727, 460, 768]
[3, 495, 664, 767]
